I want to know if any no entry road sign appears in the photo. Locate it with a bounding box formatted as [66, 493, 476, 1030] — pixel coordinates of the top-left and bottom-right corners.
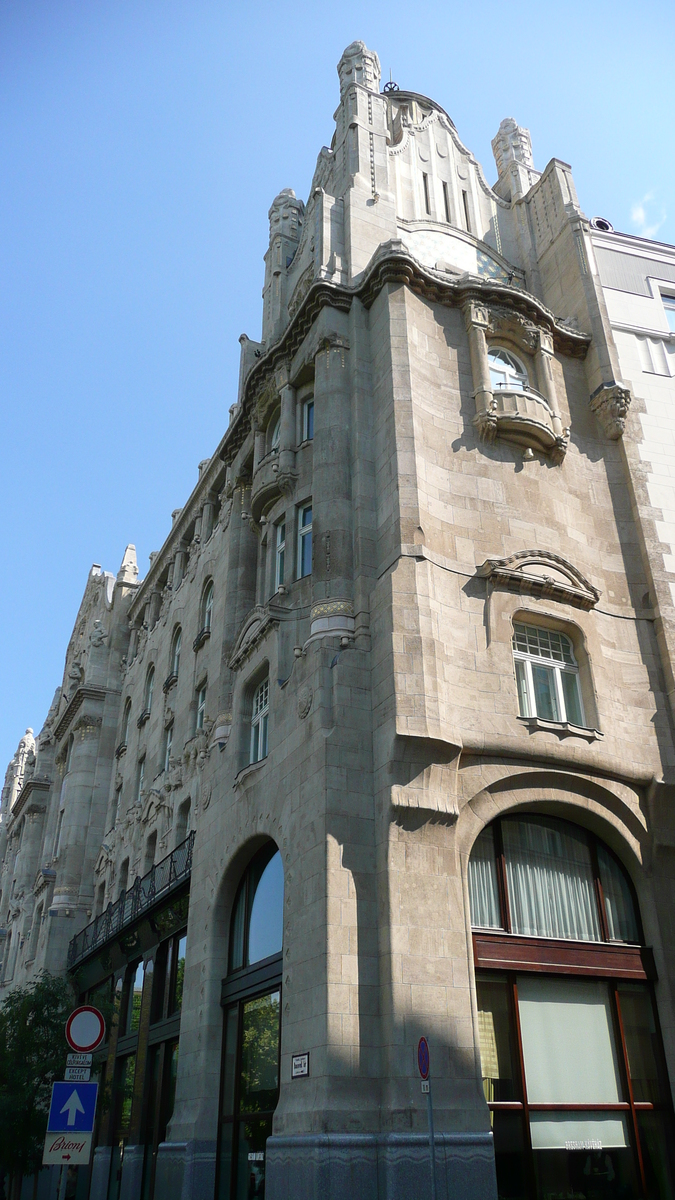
[65, 1006, 105, 1053]
[47, 1082, 98, 1134]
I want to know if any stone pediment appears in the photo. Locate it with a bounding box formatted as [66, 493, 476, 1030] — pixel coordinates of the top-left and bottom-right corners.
[229, 606, 278, 670]
[477, 550, 600, 610]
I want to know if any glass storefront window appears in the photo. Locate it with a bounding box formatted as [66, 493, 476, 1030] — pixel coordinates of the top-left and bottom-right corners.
[476, 975, 518, 1103]
[126, 961, 144, 1034]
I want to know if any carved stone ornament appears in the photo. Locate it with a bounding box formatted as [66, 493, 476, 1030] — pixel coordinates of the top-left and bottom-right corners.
[89, 620, 108, 648]
[589, 383, 631, 440]
[72, 712, 103, 738]
[477, 549, 601, 610]
[297, 686, 313, 720]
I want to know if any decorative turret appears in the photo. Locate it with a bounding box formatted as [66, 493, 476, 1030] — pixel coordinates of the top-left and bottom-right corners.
[261, 189, 305, 342]
[491, 117, 541, 202]
[337, 40, 381, 95]
[117, 544, 138, 586]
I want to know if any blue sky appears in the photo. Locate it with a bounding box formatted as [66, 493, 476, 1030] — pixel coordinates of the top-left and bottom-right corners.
[1, 0, 673, 770]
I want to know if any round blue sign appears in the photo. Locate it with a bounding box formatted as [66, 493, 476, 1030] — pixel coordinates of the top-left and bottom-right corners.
[417, 1036, 430, 1080]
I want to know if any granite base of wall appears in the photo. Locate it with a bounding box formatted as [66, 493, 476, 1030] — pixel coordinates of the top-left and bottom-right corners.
[89, 1146, 112, 1200]
[119, 1144, 145, 1200]
[266, 1131, 498, 1200]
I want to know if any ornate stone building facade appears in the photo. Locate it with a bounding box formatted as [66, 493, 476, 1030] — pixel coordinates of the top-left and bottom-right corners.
[2, 40, 675, 1200]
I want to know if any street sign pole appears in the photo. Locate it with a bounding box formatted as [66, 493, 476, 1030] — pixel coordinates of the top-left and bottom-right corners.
[417, 1037, 437, 1200]
[57, 1164, 67, 1200]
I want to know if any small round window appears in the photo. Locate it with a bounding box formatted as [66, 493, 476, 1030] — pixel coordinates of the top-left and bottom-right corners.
[488, 347, 529, 393]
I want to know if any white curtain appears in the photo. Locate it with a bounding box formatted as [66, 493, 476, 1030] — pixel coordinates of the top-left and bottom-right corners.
[468, 826, 502, 929]
[503, 817, 601, 941]
[597, 845, 639, 943]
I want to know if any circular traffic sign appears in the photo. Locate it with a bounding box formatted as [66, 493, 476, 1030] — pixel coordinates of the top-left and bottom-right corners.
[65, 1006, 106, 1053]
[417, 1036, 430, 1080]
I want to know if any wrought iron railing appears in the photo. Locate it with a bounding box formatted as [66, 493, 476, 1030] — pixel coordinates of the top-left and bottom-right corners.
[67, 831, 194, 969]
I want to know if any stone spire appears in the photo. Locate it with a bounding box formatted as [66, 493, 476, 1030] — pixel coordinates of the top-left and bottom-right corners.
[117, 544, 138, 586]
[491, 117, 540, 202]
[337, 40, 381, 96]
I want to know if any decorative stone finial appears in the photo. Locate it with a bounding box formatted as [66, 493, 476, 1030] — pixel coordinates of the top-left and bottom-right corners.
[117, 544, 138, 585]
[337, 41, 381, 96]
[492, 118, 535, 175]
[268, 189, 304, 242]
[589, 383, 632, 439]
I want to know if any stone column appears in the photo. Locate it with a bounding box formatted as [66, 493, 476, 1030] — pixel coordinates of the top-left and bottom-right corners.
[463, 301, 496, 442]
[218, 484, 258, 719]
[201, 497, 215, 542]
[174, 546, 187, 589]
[310, 332, 354, 638]
[148, 590, 162, 629]
[51, 711, 103, 912]
[278, 383, 296, 477]
[535, 330, 564, 437]
[253, 424, 266, 474]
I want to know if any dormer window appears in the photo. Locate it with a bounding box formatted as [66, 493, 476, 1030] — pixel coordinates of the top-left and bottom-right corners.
[488, 347, 529, 393]
[512, 623, 584, 727]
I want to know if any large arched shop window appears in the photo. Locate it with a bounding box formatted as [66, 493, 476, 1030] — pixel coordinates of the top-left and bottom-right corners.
[468, 814, 675, 1200]
[216, 845, 284, 1200]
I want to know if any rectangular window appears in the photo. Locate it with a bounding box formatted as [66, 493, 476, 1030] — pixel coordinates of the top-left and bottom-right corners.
[512, 622, 585, 728]
[275, 522, 285, 591]
[196, 684, 207, 731]
[136, 756, 145, 805]
[422, 172, 431, 215]
[250, 678, 269, 764]
[54, 810, 64, 859]
[442, 180, 451, 223]
[298, 504, 312, 578]
[126, 961, 145, 1034]
[662, 295, 675, 333]
[163, 723, 173, 774]
[462, 189, 471, 233]
[303, 399, 314, 441]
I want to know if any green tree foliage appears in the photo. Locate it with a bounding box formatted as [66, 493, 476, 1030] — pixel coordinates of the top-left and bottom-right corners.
[0, 971, 75, 1178]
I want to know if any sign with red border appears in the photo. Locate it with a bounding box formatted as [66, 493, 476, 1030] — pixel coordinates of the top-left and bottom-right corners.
[417, 1036, 430, 1080]
[65, 1006, 106, 1054]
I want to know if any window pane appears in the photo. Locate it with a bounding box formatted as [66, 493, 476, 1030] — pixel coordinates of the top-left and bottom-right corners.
[128, 962, 144, 1033]
[512, 623, 573, 664]
[170, 934, 186, 1014]
[492, 1110, 528, 1200]
[468, 826, 502, 929]
[514, 660, 530, 717]
[503, 817, 601, 941]
[618, 983, 667, 1103]
[476, 975, 517, 1101]
[162, 1040, 179, 1129]
[517, 976, 622, 1104]
[637, 1111, 675, 1200]
[531, 1116, 638, 1200]
[236, 1117, 273, 1200]
[239, 991, 280, 1114]
[248, 851, 284, 965]
[560, 669, 583, 726]
[305, 400, 314, 440]
[531, 664, 559, 721]
[229, 885, 246, 972]
[530, 1111, 629, 1149]
[260, 712, 268, 759]
[221, 1006, 239, 1119]
[217, 1123, 234, 1200]
[117, 1054, 136, 1134]
[598, 846, 639, 943]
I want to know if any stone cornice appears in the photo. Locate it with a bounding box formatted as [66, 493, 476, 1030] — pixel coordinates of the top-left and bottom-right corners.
[8, 777, 51, 826]
[53, 686, 107, 744]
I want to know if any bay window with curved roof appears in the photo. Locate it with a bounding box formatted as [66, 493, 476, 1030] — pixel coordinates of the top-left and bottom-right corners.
[468, 814, 675, 1200]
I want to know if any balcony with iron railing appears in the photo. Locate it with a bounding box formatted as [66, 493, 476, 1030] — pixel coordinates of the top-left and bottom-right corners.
[67, 831, 194, 970]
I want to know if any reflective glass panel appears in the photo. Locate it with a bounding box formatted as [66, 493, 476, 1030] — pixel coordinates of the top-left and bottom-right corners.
[531, 664, 559, 721]
[476, 975, 517, 1102]
[170, 934, 186, 1014]
[220, 1006, 239, 1119]
[518, 976, 622, 1104]
[492, 1110, 528, 1200]
[531, 1118, 638, 1200]
[503, 817, 601, 941]
[561, 669, 583, 726]
[468, 827, 502, 930]
[618, 983, 666, 1103]
[637, 1111, 675, 1200]
[239, 991, 280, 1115]
[248, 852, 284, 965]
[127, 962, 144, 1033]
[236, 1117, 273, 1200]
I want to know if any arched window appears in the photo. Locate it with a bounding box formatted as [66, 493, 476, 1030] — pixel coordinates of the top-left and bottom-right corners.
[488, 346, 529, 392]
[175, 799, 191, 846]
[468, 814, 674, 1198]
[217, 845, 284, 1200]
[121, 699, 131, 747]
[171, 627, 182, 678]
[201, 581, 214, 631]
[144, 666, 154, 715]
[513, 622, 584, 727]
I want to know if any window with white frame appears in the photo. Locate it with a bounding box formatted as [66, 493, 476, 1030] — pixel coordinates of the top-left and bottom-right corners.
[196, 683, 207, 731]
[136, 755, 145, 804]
[164, 723, 173, 773]
[250, 678, 269, 763]
[298, 503, 312, 578]
[303, 398, 314, 441]
[202, 581, 214, 631]
[171, 628, 182, 677]
[512, 623, 584, 726]
[662, 294, 675, 333]
[144, 666, 155, 714]
[488, 347, 529, 393]
[275, 521, 286, 591]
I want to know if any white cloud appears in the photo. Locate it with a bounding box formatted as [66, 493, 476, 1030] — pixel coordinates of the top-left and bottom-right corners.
[631, 192, 667, 239]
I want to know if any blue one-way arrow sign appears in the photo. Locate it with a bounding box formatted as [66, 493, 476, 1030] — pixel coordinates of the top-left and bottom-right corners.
[47, 1082, 98, 1133]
